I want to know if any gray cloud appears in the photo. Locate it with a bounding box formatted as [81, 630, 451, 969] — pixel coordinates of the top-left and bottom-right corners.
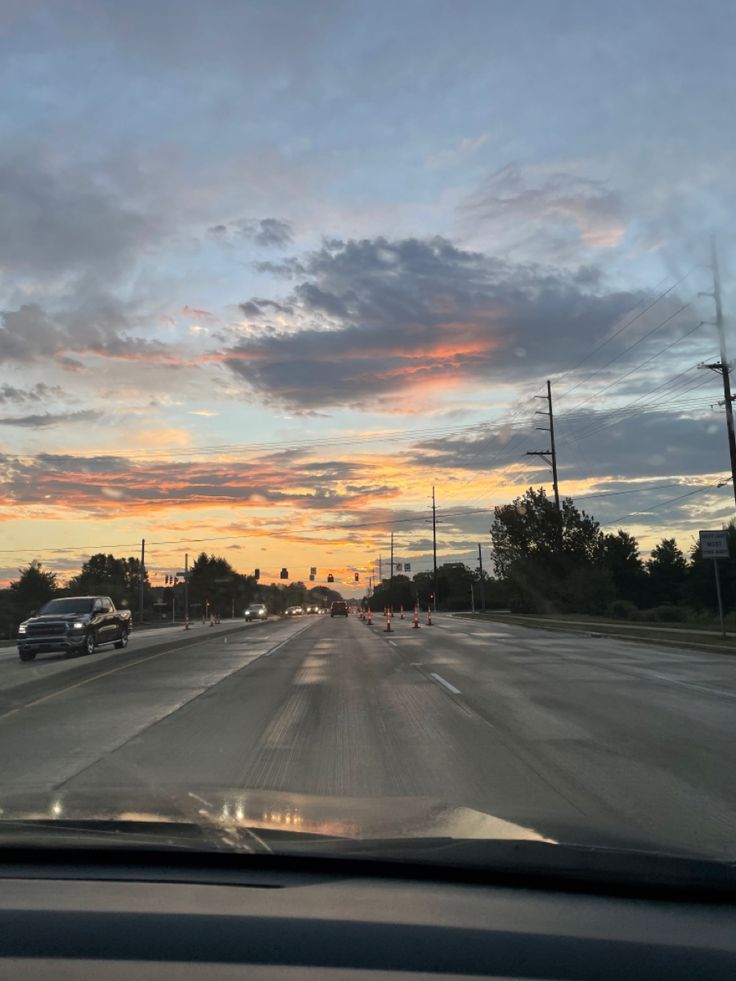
[224, 235, 653, 409]
[0, 154, 157, 281]
[460, 164, 625, 259]
[211, 218, 294, 249]
[0, 301, 174, 364]
[0, 409, 98, 429]
[0, 383, 66, 404]
[414, 407, 725, 482]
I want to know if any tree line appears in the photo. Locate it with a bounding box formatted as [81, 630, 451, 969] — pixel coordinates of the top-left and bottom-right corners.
[368, 486, 734, 622]
[0, 551, 344, 637]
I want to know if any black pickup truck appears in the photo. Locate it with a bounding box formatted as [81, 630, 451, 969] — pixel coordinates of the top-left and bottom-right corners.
[17, 596, 133, 662]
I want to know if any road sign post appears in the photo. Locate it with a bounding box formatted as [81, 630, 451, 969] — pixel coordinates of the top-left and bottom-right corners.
[699, 531, 729, 639]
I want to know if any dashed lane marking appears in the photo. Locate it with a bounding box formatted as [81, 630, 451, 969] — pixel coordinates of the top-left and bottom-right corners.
[429, 672, 462, 695]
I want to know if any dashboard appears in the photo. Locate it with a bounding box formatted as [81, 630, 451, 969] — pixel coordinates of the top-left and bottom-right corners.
[1, 854, 735, 979]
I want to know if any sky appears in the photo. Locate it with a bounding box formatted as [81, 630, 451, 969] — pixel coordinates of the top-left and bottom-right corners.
[0, 0, 735, 594]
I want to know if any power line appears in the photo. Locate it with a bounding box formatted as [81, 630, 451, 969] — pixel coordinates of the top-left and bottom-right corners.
[561, 318, 704, 416]
[600, 478, 732, 527]
[553, 270, 695, 400]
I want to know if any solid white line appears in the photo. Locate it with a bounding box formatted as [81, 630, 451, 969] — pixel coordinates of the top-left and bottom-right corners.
[430, 672, 461, 695]
[388, 641, 397, 647]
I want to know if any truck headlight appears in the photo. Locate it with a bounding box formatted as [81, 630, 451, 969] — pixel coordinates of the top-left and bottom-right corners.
[18, 624, 27, 634]
[72, 621, 85, 630]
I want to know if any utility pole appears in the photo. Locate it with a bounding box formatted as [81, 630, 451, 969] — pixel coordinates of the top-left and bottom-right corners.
[527, 380, 560, 511]
[389, 532, 394, 611]
[432, 485, 438, 611]
[139, 538, 145, 626]
[702, 236, 736, 507]
[477, 543, 485, 611]
[379, 553, 383, 582]
[184, 552, 189, 625]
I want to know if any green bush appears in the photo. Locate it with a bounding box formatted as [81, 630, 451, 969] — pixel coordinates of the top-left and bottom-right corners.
[607, 599, 638, 620]
[647, 605, 685, 623]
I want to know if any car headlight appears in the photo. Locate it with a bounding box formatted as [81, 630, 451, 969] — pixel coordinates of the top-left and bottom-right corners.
[72, 621, 85, 630]
[18, 624, 27, 634]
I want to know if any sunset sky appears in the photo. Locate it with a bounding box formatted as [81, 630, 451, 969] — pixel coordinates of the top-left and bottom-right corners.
[1, 0, 735, 594]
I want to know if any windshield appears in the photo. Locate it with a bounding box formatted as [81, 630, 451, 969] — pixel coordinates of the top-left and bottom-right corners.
[37, 599, 94, 616]
[1, 0, 735, 878]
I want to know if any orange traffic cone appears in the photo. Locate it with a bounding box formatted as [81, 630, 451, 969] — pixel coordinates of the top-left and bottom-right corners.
[184, 616, 190, 631]
[427, 606, 433, 626]
[367, 608, 372, 625]
[413, 606, 420, 629]
[385, 609, 392, 632]
[400, 605, 404, 620]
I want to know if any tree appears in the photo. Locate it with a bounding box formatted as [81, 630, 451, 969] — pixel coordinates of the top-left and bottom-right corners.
[600, 530, 646, 605]
[490, 488, 605, 613]
[187, 553, 251, 618]
[490, 488, 602, 577]
[10, 561, 58, 619]
[369, 574, 415, 612]
[67, 553, 149, 613]
[646, 538, 687, 607]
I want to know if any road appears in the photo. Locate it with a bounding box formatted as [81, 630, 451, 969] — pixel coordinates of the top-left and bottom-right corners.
[0, 611, 735, 858]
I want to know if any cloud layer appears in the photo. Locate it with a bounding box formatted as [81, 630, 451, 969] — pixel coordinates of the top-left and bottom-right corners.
[224, 236, 649, 409]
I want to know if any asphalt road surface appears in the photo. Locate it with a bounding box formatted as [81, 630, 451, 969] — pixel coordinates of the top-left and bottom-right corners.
[1, 612, 735, 858]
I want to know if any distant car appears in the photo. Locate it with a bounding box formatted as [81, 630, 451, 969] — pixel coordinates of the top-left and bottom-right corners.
[285, 606, 304, 616]
[245, 603, 267, 621]
[330, 600, 348, 617]
[305, 605, 320, 615]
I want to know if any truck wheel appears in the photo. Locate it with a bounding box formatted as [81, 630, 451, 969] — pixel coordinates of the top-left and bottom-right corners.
[84, 631, 96, 656]
[114, 627, 129, 650]
[18, 649, 36, 662]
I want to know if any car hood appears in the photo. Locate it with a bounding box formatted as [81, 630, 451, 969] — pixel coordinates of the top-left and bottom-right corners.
[0, 786, 663, 851]
[26, 613, 91, 623]
[0, 788, 732, 894]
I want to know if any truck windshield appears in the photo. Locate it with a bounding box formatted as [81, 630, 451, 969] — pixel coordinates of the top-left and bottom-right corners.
[38, 599, 95, 616]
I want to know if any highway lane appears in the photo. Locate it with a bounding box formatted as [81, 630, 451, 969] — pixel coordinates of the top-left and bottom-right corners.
[0, 611, 734, 857]
[389, 613, 736, 857]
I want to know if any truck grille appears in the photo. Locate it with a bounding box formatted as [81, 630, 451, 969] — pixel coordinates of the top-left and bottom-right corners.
[26, 621, 69, 638]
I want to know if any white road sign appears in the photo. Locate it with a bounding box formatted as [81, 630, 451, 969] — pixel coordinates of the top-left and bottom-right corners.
[699, 530, 730, 559]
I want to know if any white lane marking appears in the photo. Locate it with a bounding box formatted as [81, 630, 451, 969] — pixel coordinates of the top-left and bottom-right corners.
[388, 641, 397, 647]
[645, 670, 736, 700]
[430, 672, 461, 695]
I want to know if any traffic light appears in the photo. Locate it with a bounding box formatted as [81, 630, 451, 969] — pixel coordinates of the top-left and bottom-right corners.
[309, 574, 315, 582]
[280, 568, 288, 580]
[310, 567, 317, 576]
[254, 569, 260, 580]
[327, 573, 334, 583]
[354, 573, 359, 582]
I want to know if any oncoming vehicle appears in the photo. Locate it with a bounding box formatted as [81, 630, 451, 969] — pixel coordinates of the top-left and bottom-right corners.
[245, 603, 267, 621]
[17, 596, 132, 662]
[330, 600, 348, 618]
[285, 606, 304, 616]
[305, 605, 320, 614]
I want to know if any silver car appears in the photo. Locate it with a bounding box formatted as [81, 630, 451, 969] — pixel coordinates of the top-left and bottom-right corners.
[245, 603, 267, 621]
